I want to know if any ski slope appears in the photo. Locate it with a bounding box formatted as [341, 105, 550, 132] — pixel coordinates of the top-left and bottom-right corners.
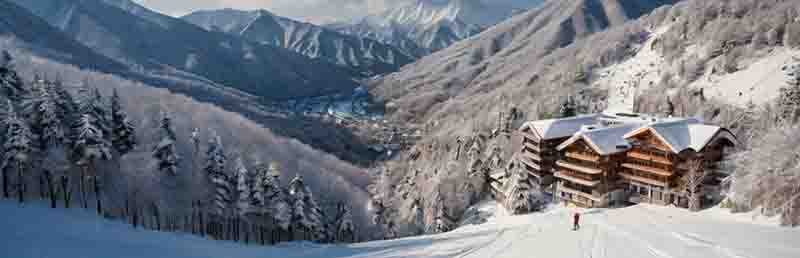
[2, 200, 798, 258]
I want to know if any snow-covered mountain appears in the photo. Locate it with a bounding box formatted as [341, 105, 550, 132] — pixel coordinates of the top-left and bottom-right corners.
[328, 0, 544, 54]
[181, 9, 417, 76]
[3, 200, 797, 258]
[8, 0, 360, 100]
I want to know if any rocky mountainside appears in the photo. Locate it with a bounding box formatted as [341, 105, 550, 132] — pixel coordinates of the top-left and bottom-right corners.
[0, 0, 124, 72]
[182, 9, 417, 76]
[9, 0, 359, 100]
[328, 0, 544, 54]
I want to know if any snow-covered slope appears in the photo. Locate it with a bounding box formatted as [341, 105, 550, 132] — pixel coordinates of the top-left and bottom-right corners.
[8, 0, 359, 100]
[182, 9, 417, 76]
[3, 200, 797, 258]
[329, 0, 544, 53]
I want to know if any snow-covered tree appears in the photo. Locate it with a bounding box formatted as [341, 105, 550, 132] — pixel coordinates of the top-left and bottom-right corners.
[424, 189, 454, 234]
[153, 111, 179, 175]
[190, 128, 200, 155]
[0, 52, 24, 101]
[289, 174, 325, 241]
[253, 162, 291, 232]
[205, 132, 231, 217]
[335, 203, 356, 242]
[24, 80, 66, 148]
[234, 157, 252, 215]
[71, 88, 112, 213]
[505, 159, 536, 214]
[779, 63, 800, 123]
[110, 89, 136, 156]
[559, 96, 577, 118]
[2, 101, 33, 203]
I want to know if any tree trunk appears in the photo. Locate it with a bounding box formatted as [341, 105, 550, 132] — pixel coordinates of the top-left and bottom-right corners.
[94, 175, 102, 215]
[199, 211, 205, 237]
[61, 176, 71, 209]
[2, 168, 8, 198]
[39, 173, 46, 199]
[80, 167, 88, 209]
[17, 162, 25, 204]
[132, 207, 139, 228]
[44, 171, 55, 208]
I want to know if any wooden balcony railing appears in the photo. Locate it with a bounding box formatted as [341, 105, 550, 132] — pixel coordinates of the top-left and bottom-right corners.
[621, 163, 673, 177]
[522, 132, 540, 144]
[556, 160, 603, 175]
[555, 171, 601, 187]
[523, 142, 541, 153]
[566, 151, 600, 162]
[618, 172, 668, 187]
[523, 151, 542, 162]
[520, 158, 541, 171]
[627, 151, 672, 165]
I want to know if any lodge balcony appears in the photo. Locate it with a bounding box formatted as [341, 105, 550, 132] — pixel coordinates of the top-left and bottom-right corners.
[522, 131, 540, 145]
[620, 162, 673, 177]
[521, 150, 543, 162]
[618, 169, 670, 188]
[565, 151, 600, 163]
[519, 156, 542, 172]
[626, 149, 673, 165]
[523, 142, 541, 153]
[554, 170, 601, 187]
[556, 160, 603, 175]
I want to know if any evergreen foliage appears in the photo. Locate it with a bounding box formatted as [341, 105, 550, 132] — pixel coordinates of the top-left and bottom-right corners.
[289, 174, 325, 241]
[110, 89, 136, 155]
[153, 111, 179, 175]
[205, 132, 231, 217]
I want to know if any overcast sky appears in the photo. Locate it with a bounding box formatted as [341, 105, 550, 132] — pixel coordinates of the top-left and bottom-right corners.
[133, 0, 411, 24]
[134, 0, 539, 24]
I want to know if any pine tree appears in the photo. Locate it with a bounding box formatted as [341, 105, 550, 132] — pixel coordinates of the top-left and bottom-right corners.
[252, 161, 291, 243]
[71, 88, 112, 213]
[153, 111, 179, 175]
[335, 203, 355, 242]
[559, 96, 577, 118]
[206, 132, 231, 217]
[190, 128, 200, 155]
[426, 189, 453, 234]
[779, 64, 800, 123]
[289, 174, 325, 241]
[234, 157, 252, 216]
[2, 101, 34, 203]
[0, 52, 25, 101]
[110, 89, 136, 156]
[505, 159, 535, 214]
[24, 80, 66, 148]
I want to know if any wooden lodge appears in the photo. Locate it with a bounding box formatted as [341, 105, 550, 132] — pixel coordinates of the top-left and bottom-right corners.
[517, 115, 599, 192]
[515, 112, 738, 209]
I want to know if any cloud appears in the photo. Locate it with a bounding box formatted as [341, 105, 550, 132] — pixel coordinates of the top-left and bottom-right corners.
[135, 0, 413, 24]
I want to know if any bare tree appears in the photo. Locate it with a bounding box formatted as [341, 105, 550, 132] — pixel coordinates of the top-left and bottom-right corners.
[683, 158, 709, 212]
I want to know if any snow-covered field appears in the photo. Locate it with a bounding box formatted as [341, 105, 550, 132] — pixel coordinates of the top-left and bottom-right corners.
[2, 200, 798, 258]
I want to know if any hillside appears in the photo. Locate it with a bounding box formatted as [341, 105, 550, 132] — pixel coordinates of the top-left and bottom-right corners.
[9, 0, 359, 100]
[182, 9, 418, 76]
[2, 200, 797, 258]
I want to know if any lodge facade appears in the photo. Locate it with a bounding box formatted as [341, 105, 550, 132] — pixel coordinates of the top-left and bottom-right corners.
[515, 112, 737, 209]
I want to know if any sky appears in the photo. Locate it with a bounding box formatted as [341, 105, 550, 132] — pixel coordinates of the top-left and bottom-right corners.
[133, 0, 539, 24]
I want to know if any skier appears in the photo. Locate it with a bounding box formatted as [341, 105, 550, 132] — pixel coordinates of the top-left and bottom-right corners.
[573, 212, 581, 231]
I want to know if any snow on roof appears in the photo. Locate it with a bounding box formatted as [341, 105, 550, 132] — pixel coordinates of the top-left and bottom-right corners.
[625, 118, 737, 153]
[557, 124, 640, 155]
[519, 114, 598, 140]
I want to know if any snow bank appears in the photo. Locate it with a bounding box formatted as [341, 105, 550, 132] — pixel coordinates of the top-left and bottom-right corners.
[3, 200, 798, 258]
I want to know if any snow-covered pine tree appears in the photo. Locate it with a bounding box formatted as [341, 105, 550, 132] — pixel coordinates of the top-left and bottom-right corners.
[779, 63, 800, 123]
[0, 52, 25, 101]
[2, 101, 34, 203]
[205, 131, 231, 239]
[205, 131, 231, 218]
[152, 111, 179, 175]
[110, 89, 136, 156]
[335, 203, 355, 242]
[289, 174, 325, 241]
[71, 86, 112, 213]
[426, 189, 453, 234]
[559, 96, 577, 118]
[234, 157, 252, 216]
[23, 79, 66, 150]
[252, 161, 291, 242]
[190, 128, 200, 155]
[505, 159, 536, 215]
